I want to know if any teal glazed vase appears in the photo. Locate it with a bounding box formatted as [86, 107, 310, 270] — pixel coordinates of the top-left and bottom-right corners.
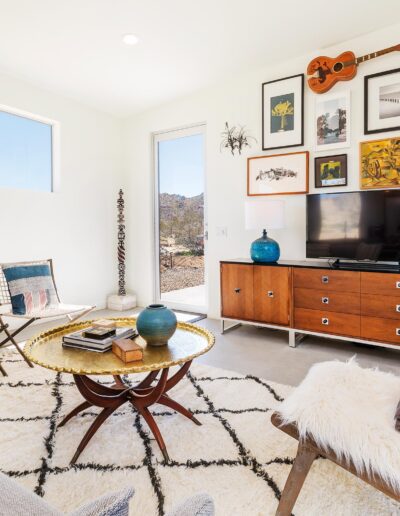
[250, 229, 280, 263]
[136, 304, 177, 347]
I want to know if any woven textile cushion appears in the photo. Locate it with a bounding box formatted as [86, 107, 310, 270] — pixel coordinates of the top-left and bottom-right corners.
[0, 472, 134, 516]
[277, 359, 400, 494]
[166, 493, 214, 516]
[0, 471, 214, 516]
[2, 261, 58, 315]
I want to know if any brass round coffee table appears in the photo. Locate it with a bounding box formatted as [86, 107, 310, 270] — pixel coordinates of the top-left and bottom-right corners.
[25, 317, 215, 463]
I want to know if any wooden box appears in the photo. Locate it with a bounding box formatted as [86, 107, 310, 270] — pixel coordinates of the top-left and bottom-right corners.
[112, 339, 143, 363]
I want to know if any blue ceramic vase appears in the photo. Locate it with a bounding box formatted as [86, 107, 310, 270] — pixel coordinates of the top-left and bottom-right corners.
[250, 229, 280, 263]
[136, 304, 177, 347]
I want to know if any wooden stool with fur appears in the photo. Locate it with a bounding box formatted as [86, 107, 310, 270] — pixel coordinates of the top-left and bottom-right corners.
[272, 359, 400, 515]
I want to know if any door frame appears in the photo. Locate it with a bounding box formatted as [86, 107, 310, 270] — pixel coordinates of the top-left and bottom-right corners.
[152, 122, 208, 314]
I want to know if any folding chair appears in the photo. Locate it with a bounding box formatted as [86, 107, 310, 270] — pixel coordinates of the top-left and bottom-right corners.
[0, 260, 95, 376]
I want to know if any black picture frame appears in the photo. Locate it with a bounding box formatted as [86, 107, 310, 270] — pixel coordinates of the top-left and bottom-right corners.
[364, 67, 400, 135]
[262, 73, 304, 151]
[314, 154, 348, 188]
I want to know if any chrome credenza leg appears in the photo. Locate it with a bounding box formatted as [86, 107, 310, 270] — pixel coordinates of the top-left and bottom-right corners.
[221, 319, 242, 334]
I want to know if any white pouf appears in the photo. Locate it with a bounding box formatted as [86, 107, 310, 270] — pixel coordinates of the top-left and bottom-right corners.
[107, 293, 137, 311]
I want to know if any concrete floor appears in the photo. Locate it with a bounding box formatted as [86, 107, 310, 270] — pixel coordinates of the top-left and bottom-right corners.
[161, 284, 206, 311]
[6, 309, 400, 387]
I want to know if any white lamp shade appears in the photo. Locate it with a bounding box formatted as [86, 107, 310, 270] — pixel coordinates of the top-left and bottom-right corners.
[245, 199, 285, 231]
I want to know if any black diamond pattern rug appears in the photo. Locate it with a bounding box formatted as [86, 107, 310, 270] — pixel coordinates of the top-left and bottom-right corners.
[0, 350, 398, 515]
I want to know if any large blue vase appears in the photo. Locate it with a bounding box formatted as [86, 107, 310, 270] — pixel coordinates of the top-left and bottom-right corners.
[136, 304, 177, 347]
[250, 229, 280, 263]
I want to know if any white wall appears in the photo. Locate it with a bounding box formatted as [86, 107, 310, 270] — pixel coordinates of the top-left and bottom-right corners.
[125, 23, 400, 318]
[0, 73, 123, 308]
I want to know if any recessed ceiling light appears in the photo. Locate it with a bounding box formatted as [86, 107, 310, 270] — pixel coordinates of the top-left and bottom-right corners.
[123, 34, 139, 46]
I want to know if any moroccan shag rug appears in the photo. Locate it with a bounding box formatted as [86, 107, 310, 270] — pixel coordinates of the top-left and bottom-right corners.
[0, 350, 399, 516]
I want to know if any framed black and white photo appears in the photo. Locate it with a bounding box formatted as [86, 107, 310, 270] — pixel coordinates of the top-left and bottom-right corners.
[364, 68, 400, 134]
[315, 91, 350, 151]
[262, 74, 304, 151]
[314, 154, 347, 188]
[247, 151, 309, 196]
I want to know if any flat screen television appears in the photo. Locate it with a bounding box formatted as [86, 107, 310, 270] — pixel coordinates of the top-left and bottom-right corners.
[306, 190, 400, 263]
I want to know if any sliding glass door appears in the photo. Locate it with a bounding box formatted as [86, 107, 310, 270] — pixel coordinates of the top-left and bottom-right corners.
[154, 124, 207, 313]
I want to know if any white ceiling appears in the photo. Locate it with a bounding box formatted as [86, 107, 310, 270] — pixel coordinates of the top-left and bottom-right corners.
[0, 0, 399, 117]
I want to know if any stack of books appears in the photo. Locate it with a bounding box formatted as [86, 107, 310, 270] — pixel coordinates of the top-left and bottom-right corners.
[62, 320, 136, 353]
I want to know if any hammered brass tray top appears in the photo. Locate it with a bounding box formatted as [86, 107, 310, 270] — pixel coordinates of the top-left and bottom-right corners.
[24, 317, 215, 375]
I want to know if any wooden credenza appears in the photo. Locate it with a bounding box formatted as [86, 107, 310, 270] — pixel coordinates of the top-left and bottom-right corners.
[220, 260, 400, 349]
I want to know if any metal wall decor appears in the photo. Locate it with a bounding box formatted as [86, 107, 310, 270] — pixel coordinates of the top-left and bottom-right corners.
[117, 189, 126, 296]
[220, 122, 256, 155]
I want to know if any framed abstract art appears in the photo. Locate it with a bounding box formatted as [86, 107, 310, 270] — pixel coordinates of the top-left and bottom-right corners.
[360, 137, 400, 189]
[314, 154, 347, 188]
[262, 74, 304, 151]
[247, 151, 309, 196]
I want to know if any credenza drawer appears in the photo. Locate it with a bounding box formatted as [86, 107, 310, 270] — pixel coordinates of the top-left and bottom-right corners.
[293, 268, 360, 293]
[361, 294, 400, 320]
[294, 288, 360, 314]
[294, 308, 360, 337]
[361, 316, 400, 345]
[361, 272, 400, 296]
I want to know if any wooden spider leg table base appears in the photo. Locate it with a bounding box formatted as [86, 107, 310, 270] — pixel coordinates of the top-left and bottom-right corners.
[58, 361, 200, 464]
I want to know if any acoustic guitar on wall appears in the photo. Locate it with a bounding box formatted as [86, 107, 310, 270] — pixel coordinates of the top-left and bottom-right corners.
[307, 44, 400, 94]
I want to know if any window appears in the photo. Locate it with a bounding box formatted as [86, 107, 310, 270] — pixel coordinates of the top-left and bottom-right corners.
[0, 108, 54, 192]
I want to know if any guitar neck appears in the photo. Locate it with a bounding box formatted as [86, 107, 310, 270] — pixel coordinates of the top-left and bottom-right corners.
[354, 44, 400, 65]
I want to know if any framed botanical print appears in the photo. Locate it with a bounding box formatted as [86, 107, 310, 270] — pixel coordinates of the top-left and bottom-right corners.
[360, 137, 400, 189]
[314, 154, 347, 188]
[262, 74, 304, 151]
[364, 68, 400, 134]
[315, 91, 350, 151]
[247, 151, 309, 196]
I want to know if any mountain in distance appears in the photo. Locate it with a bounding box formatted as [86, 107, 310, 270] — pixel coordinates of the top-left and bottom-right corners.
[159, 192, 204, 249]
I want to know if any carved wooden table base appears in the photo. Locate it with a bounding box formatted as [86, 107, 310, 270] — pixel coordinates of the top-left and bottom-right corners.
[58, 360, 199, 463]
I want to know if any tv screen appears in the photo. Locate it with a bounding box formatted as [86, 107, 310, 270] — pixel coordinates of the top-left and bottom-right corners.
[306, 190, 400, 262]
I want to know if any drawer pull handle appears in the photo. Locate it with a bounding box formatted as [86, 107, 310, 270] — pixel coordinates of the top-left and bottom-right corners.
[322, 297, 329, 304]
[322, 318, 329, 325]
[396, 305, 400, 313]
[397, 282, 400, 289]
[322, 276, 329, 284]
[397, 329, 400, 337]
[267, 291, 274, 298]
[234, 288, 241, 294]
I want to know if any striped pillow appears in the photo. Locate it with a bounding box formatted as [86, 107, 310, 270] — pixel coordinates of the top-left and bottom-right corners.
[2, 261, 58, 315]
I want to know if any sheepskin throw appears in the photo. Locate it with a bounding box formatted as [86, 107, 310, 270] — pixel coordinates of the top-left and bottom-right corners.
[278, 359, 400, 494]
[395, 401, 400, 431]
[1, 350, 399, 515]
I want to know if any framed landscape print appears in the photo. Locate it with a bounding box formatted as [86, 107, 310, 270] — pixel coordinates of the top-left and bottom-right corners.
[364, 68, 400, 134]
[262, 74, 304, 151]
[314, 154, 347, 188]
[315, 91, 350, 151]
[360, 137, 400, 189]
[247, 151, 309, 196]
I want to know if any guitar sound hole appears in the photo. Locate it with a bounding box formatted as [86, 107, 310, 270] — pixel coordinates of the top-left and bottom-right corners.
[333, 62, 343, 72]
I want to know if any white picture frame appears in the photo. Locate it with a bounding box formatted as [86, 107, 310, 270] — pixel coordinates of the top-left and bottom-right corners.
[315, 91, 351, 151]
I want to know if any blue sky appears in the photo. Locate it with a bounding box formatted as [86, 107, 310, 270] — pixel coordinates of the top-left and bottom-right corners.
[0, 110, 52, 192]
[158, 133, 204, 198]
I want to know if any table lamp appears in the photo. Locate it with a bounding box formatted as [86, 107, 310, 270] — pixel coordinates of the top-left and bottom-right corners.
[245, 199, 285, 263]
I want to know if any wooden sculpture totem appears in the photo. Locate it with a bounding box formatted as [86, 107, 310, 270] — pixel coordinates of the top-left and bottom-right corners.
[117, 189, 126, 296]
